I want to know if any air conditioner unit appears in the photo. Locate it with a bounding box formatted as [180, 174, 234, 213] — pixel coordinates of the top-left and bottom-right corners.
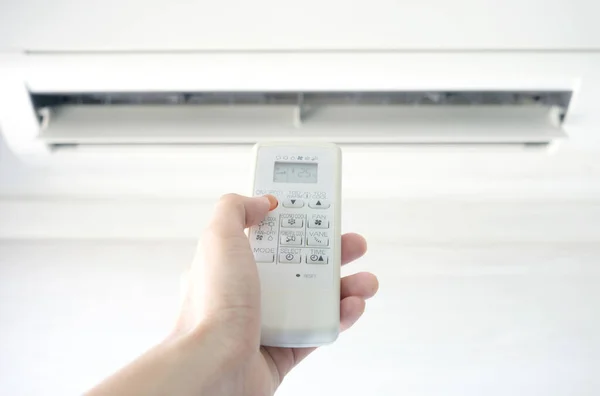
[0, 53, 578, 157]
[0, 1, 597, 160]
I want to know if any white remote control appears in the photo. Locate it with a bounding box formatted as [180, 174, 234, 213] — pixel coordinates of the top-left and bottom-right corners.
[249, 142, 342, 347]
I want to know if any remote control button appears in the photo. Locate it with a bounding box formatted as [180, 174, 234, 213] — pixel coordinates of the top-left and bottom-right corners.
[307, 254, 329, 264]
[257, 216, 277, 231]
[253, 232, 276, 243]
[308, 200, 330, 209]
[254, 253, 274, 263]
[307, 235, 329, 246]
[281, 217, 303, 228]
[279, 253, 301, 263]
[282, 199, 304, 208]
[280, 234, 302, 245]
[308, 217, 329, 229]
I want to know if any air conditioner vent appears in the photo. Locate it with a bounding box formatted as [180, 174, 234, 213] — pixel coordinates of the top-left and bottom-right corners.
[31, 90, 572, 108]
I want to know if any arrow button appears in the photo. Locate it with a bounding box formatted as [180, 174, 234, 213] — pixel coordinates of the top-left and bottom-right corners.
[309, 200, 330, 209]
[283, 199, 305, 208]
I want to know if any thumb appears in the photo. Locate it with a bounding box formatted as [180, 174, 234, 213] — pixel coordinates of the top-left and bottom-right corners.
[193, 194, 277, 325]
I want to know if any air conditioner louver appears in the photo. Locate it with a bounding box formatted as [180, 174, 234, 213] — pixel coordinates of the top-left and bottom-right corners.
[30, 91, 570, 149]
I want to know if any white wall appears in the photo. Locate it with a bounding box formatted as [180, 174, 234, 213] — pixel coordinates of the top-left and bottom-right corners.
[1, 240, 599, 395]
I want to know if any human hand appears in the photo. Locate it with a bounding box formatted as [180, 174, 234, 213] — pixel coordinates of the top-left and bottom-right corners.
[87, 194, 378, 396]
[175, 194, 378, 395]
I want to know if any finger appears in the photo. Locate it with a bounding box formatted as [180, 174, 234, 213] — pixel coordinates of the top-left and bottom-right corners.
[340, 296, 366, 332]
[341, 233, 368, 265]
[196, 194, 276, 322]
[340, 272, 379, 300]
[206, 193, 276, 238]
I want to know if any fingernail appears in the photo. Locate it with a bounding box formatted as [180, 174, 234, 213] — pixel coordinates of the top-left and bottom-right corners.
[263, 194, 278, 211]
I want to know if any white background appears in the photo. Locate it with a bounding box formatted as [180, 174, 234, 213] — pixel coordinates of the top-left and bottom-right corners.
[2, 240, 600, 395]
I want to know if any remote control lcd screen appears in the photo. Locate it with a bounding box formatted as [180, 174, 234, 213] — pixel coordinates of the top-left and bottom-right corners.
[273, 162, 318, 183]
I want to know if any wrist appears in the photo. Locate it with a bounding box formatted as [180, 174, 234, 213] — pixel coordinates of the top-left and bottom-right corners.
[170, 320, 254, 392]
[166, 325, 226, 395]
[86, 327, 217, 396]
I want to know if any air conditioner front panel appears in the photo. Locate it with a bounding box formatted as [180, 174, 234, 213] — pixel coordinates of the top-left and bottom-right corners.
[1, 52, 592, 157]
[1, 0, 599, 51]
